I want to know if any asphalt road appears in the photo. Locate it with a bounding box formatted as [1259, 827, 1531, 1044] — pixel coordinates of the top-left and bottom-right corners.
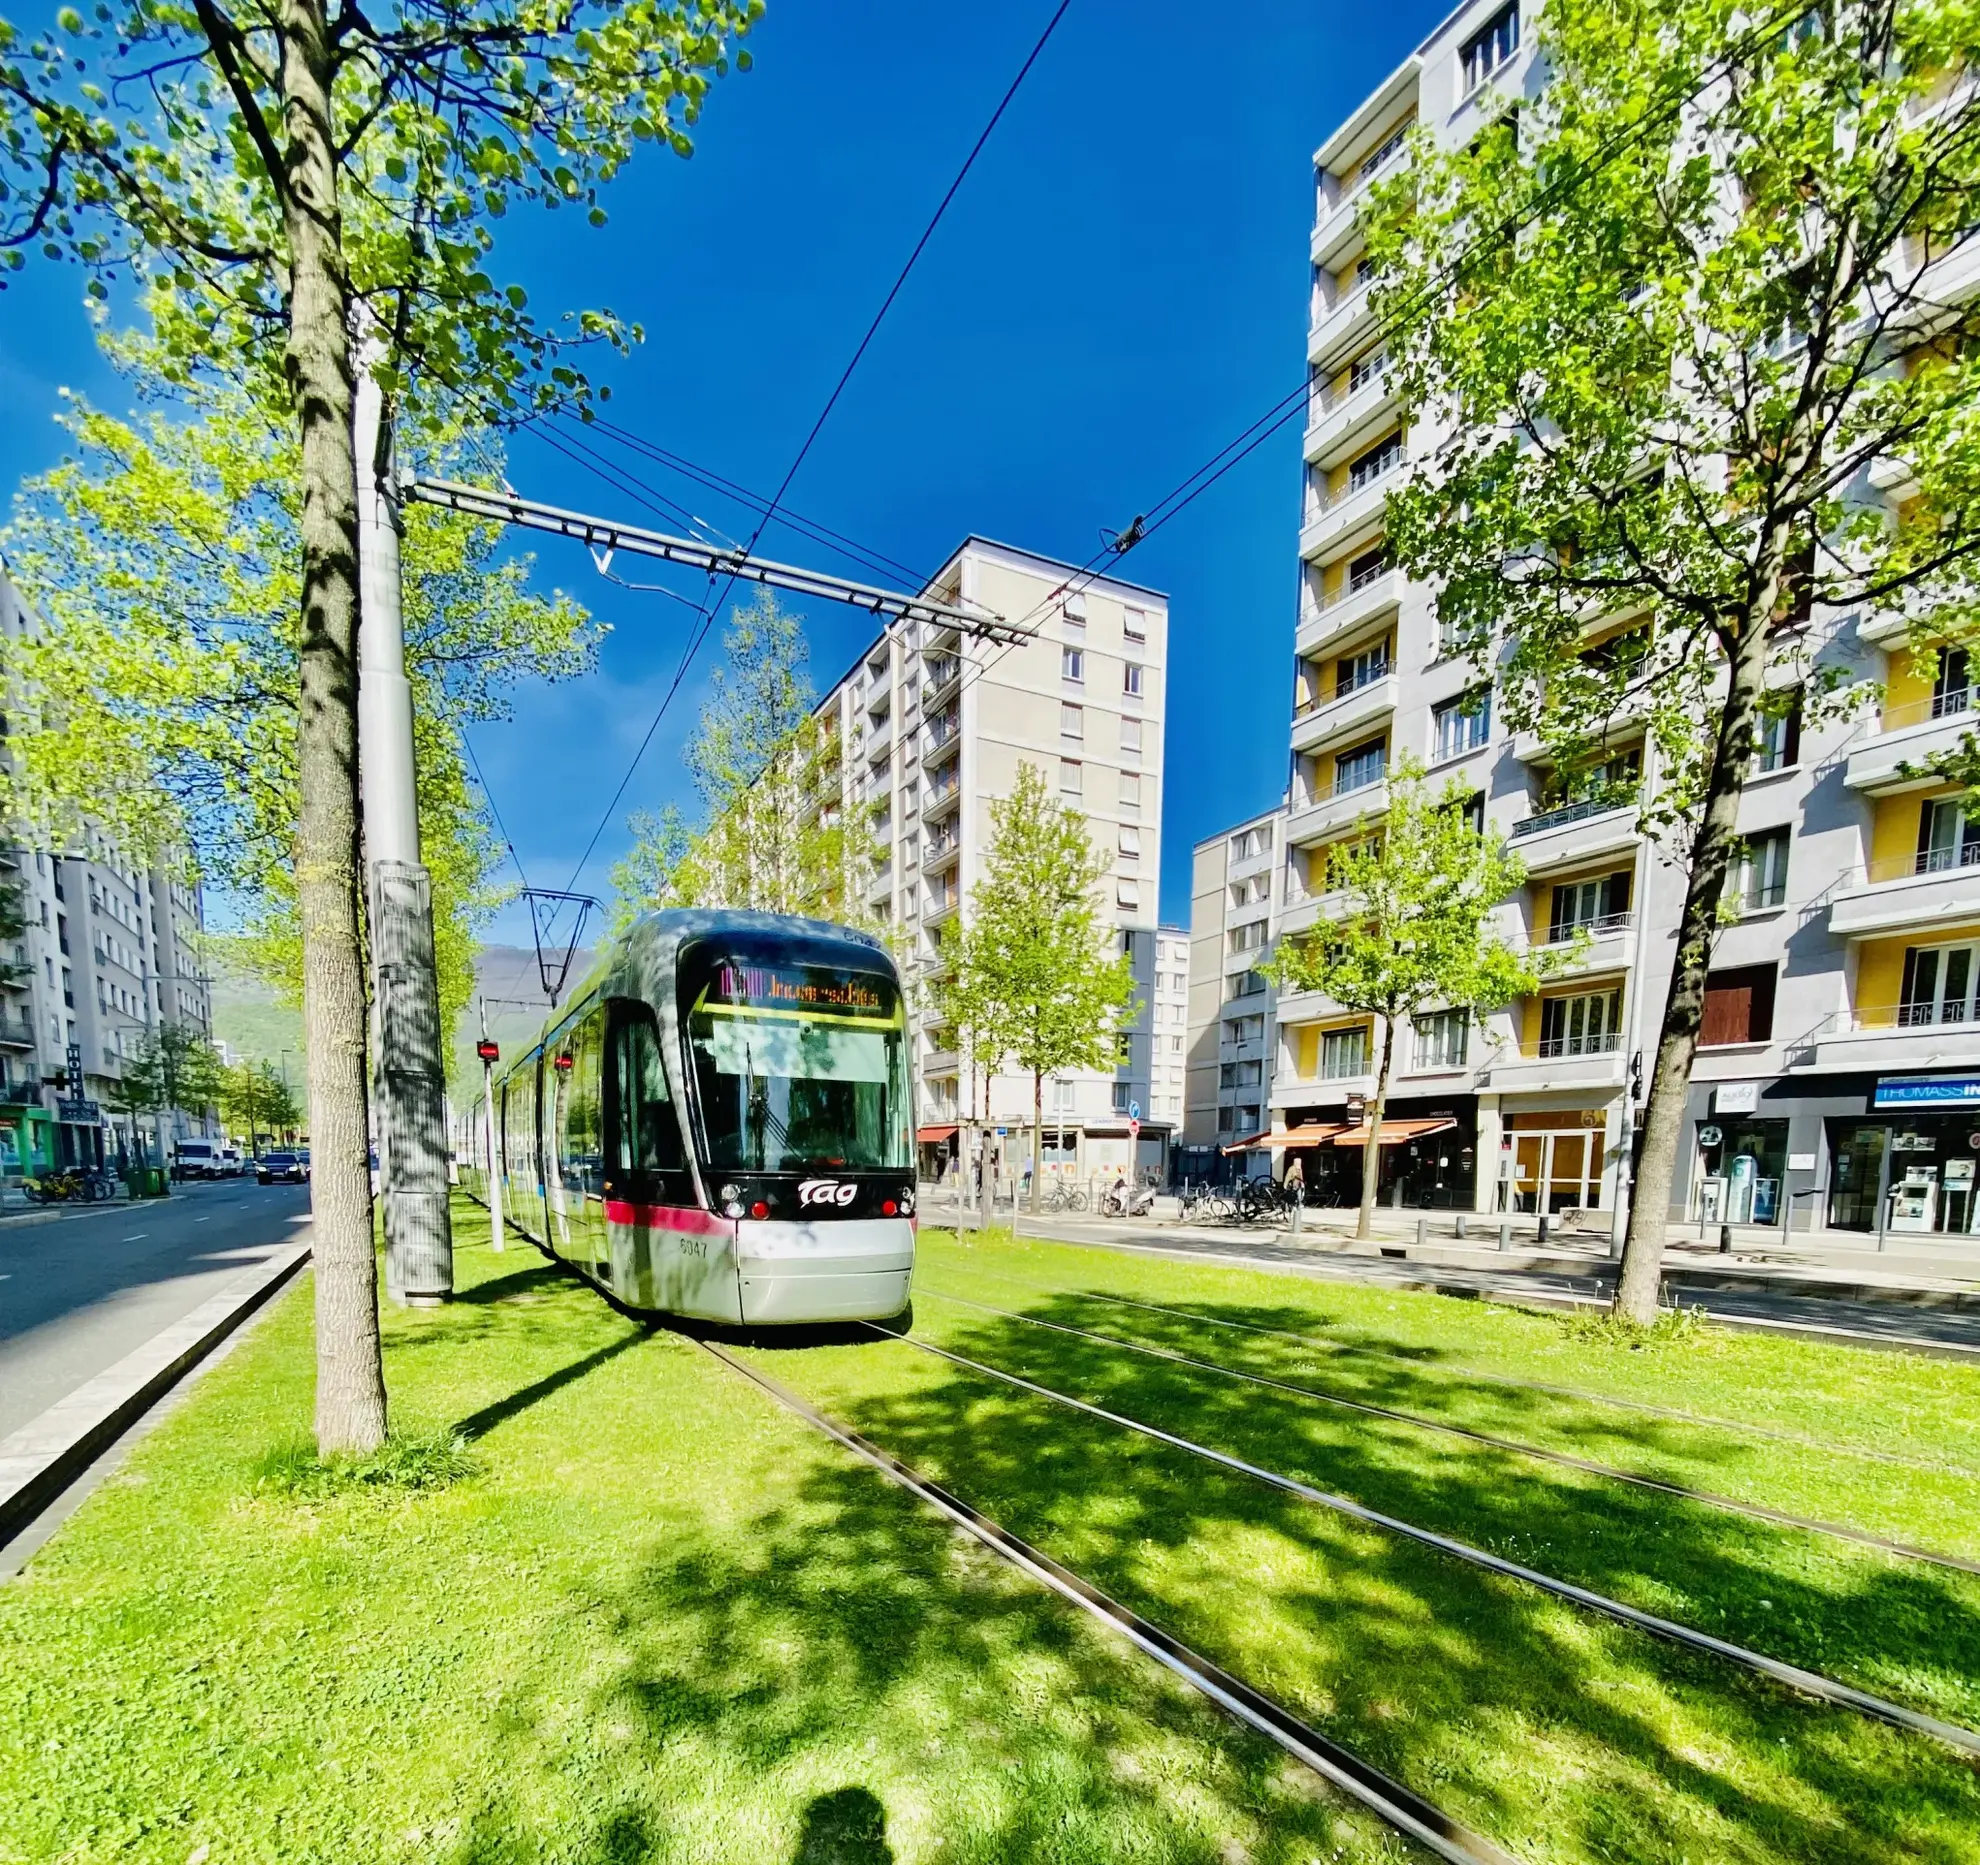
[0, 1179, 311, 1440]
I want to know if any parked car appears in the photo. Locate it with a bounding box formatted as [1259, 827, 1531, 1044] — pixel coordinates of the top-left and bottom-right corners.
[172, 1140, 219, 1182]
[219, 1148, 245, 1177]
[257, 1150, 308, 1184]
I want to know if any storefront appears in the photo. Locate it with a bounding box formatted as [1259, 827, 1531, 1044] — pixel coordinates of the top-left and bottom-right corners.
[1497, 1107, 1610, 1215]
[1827, 1074, 1980, 1236]
[916, 1123, 959, 1181]
[1276, 1094, 1478, 1209]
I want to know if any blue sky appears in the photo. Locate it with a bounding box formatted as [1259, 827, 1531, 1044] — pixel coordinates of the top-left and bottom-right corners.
[0, 0, 1446, 935]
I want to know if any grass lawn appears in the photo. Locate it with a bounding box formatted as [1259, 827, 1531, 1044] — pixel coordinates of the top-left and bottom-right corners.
[0, 1208, 1411, 1865]
[739, 1228, 1980, 1865]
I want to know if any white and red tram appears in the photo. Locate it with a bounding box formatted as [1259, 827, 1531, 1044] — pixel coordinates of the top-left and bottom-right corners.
[464, 909, 915, 1324]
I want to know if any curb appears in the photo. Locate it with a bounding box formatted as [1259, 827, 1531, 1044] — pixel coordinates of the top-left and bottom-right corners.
[0, 1241, 312, 1548]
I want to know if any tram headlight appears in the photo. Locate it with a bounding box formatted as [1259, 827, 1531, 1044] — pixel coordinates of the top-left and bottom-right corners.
[719, 1182, 740, 1203]
[724, 1199, 744, 1218]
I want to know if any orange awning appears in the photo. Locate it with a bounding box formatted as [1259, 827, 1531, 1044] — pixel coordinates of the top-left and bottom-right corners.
[916, 1124, 959, 1144]
[1328, 1116, 1460, 1149]
[1221, 1122, 1347, 1155]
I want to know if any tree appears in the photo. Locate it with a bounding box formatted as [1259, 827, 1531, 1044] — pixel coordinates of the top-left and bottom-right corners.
[1269, 760, 1558, 1240]
[3, 356, 600, 1041]
[963, 762, 1138, 1215]
[1, 1, 752, 1448]
[1363, 0, 1980, 1319]
[221, 1057, 303, 1152]
[112, 1021, 225, 1164]
[930, 915, 1012, 1124]
[611, 594, 878, 925]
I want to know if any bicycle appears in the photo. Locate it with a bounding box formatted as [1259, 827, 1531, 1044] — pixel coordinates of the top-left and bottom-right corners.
[1041, 1182, 1090, 1214]
[24, 1170, 82, 1204]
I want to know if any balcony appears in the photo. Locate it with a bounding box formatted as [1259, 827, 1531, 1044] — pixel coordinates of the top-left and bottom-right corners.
[1529, 911, 1636, 974]
[1829, 847, 1980, 937]
[1505, 799, 1640, 875]
[924, 655, 961, 701]
[1287, 769, 1388, 846]
[923, 773, 961, 821]
[924, 827, 961, 870]
[1791, 1001, 1980, 1074]
[1299, 457, 1400, 563]
[1291, 670, 1397, 756]
[1308, 279, 1375, 370]
[1483, 1033, 1627, 1096]
[1296, 565, 1402, 658]
[1304, 368, 1397, 470]
[924, 888, 960, 926]
[1843, 687, 1977, 795]
[926, 711, 961, 760]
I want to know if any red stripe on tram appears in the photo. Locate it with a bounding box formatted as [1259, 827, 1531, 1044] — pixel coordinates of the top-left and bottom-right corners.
[605, 1198, 734, 1236]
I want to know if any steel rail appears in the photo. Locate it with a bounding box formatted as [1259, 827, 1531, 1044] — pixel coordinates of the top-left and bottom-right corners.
[698, 1339, 1521, 1865]
[920, 1286, 1980, 1576]
[402, 478, 1031, 642]
[862, 1325, 1980, 1758]
[956, 1246, 1980, 1474]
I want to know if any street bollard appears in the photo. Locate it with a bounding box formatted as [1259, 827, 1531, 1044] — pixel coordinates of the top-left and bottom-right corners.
[1454, 1212, 1467, 1240]
[1292, 1195, 1302, 1240]
[1537, 1213, 1550, 1246]
[1719, 1222, 1733, 1254]
[1499, 1219, 1513, 1251]
[1415, 1217, 1427, 1250]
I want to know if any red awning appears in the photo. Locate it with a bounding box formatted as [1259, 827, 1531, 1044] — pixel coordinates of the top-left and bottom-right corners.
[915, 1124, 959, 1144]
[1221, 1122, 1347, 1155]
[1328, 1116, 1460, 1149]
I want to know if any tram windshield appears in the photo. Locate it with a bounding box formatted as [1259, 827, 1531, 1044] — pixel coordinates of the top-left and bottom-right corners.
[680, 938, 912, 1173]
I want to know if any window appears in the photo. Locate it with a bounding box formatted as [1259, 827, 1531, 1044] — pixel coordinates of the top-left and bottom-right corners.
[612, 1002, 689, 1183]
[550, 1002, 608, 1232]
[1461, 0, 1519, 92]
[1229, 969, 1268, 999]
[1754, 691, 1803, 771]
[1334, 736, 1387, 795]
[1231, 824, 1268, 860]
[1337, 642, 1389, 696]
[1901, 941, 1980, 1026]
[1123, 662, 1145, 698]
[1062, 592, 1086, 626]
[1117, 878, 1141, 909]
[1538, 988, 1623, 1058]
[1348, 431, 1403, 493]
[1119, 825, 1141, 857]
[1549, 870, 1631, 940]
[1170, 1035, 1184, 1054]
[1120, 772, 1142, 814]
[1123, 607, 1147, 642]
[1433, 689, 1491, 759]
[1321, 1025, 1369, 1078]
[1121, 717, 1143, 756]
[1917, 797, 1980, 873]
[1700, 966, 1776, 1046]
[1062, 645, 1085, 683]
[1061, 702, 1084, 741]
[1229, 921, 1267, 953]
[1413, 1009, 1470, 1070]
[1226, 1013, 1265, 1044]
[1050, 1076, 1076, 1113]
[1218, 1104, 1238, 1134]
[1060, 759, 1083, 797]
[1112, 1081, 1133, 1112]
[1349, 345, 1387, 393]
[1736, 828, 1790, 910]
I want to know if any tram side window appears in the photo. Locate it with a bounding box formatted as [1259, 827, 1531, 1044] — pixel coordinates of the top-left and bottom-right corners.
[555, 1008, 608, 1200]
[612, 1005, 689, 1179]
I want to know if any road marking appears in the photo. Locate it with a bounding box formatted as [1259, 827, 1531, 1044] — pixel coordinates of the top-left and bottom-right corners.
[193, 1217, 209, 1224]
[122, 1233, 148, 1242]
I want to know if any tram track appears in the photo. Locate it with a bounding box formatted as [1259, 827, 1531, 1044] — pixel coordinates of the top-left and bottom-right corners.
[919, 1284, 1980, 1576]
[698, 1336, 1521, 1865]
[853, 1320, 1980, 1760]
[939, 1256, 1979, 1480]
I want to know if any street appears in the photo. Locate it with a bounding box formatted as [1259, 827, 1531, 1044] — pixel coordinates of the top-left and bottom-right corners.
[0, 1180, 311, 1440]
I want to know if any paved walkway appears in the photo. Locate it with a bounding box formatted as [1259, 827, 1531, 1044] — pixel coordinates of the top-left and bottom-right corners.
[0, 1180, 312, 1439]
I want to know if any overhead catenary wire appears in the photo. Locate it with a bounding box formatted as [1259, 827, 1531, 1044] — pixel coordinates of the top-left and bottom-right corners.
[557, 0, 1077, 900]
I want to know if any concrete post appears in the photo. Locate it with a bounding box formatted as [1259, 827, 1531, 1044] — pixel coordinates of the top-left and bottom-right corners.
[355, 333, 453, 1305]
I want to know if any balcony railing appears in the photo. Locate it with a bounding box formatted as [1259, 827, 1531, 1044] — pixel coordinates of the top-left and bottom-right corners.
[1843, 1001, 1980, 1032]
[927, 713, 961, 753]
[1510, 795, 1637, 839]
[1880, 686, 1975, 732]
[1536, 1030, 1623, 1059]
[1536, 910, 1633, 946]
[1315, 561, 1394, 615]
[925, 774, 961, 810]
[1324, 762, 1386, 800]
[1862, 843, 1980, 884]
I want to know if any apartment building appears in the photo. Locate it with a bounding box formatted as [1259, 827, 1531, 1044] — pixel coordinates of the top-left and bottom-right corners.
[1183, 802, 1287, 1172]
[1151, 925, 1189, 1129]
[0, 570, 216, 1176]
[814, 537, 1171, 1183]
[1274, 0, 1980, 1233]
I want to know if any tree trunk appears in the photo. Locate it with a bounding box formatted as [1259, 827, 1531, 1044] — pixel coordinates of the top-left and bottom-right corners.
[1615, 615, 1778, 1323]
[1031, 1068, 1043, 1217]
[1356, 1014, 1396, 1242]
[278, 1, 386, 1451]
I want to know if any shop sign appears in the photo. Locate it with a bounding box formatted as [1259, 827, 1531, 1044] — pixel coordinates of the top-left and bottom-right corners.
[1713, 1083, 1759, 1114]
[56, 1098, 99, 1123]
[1698, 1124, 1722, 1149]
[1874, 1076, 1980, 1109]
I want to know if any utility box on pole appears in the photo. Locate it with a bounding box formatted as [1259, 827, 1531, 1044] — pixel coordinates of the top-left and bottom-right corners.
[356, 331, 453, 1304]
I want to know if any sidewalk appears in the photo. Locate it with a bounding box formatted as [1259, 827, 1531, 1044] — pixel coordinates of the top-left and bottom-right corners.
[916, 1188, 1980, 1311]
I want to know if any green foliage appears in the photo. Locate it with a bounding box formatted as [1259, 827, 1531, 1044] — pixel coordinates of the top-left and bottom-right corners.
[251, 1428, 480, 1500]
[1562, 1302, 1712, 1351]
[0, 356, 601, 1040]
[0, 0, 759, 431]
[610, 594, 879, 927]
[109, 1020, 224, 1119]
[965, 762, 1139, 1103]
[1269, 758, 1555, 1031]
[930, 915, 1015, 1116]
[219, 1057, 303, 1142]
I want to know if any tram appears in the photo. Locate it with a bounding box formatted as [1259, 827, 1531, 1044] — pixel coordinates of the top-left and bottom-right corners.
[463, 908, 915, 1324]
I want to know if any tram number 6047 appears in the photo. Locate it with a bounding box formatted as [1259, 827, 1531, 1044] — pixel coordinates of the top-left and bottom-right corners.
[798, 1179, 859, 1209]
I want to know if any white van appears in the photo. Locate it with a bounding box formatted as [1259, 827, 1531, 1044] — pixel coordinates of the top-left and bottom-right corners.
[172, 1141, 218, 1181]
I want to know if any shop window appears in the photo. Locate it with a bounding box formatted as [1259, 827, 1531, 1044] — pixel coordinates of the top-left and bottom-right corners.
[1695, 1117, 1788, 1225]
[1700, 965, 1776, 1046]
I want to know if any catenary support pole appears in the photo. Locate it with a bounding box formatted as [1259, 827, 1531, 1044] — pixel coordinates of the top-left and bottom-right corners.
[480, 999, 504, 1254]
[355, 334, 453, 1306]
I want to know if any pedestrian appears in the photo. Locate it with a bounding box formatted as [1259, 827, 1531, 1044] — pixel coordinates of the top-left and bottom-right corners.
[1284, 1155, 1305, 1204]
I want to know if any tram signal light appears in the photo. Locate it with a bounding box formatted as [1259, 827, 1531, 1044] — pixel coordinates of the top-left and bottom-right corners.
[553, 1052, 574, 1074]
[476, 1039, 499, 1063]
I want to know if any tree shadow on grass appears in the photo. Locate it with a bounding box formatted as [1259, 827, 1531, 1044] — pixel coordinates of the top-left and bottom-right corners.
[452, 1330, 646, 1441]
[733, 1298, 1980, 1865]
[791, 1787, 894, 1864]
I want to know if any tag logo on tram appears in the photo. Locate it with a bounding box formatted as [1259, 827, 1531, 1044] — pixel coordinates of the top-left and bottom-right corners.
[797, 1179, 859, 1208]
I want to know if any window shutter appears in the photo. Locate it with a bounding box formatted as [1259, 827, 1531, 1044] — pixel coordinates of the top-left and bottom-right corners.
[1602, 870, 1631, 919]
